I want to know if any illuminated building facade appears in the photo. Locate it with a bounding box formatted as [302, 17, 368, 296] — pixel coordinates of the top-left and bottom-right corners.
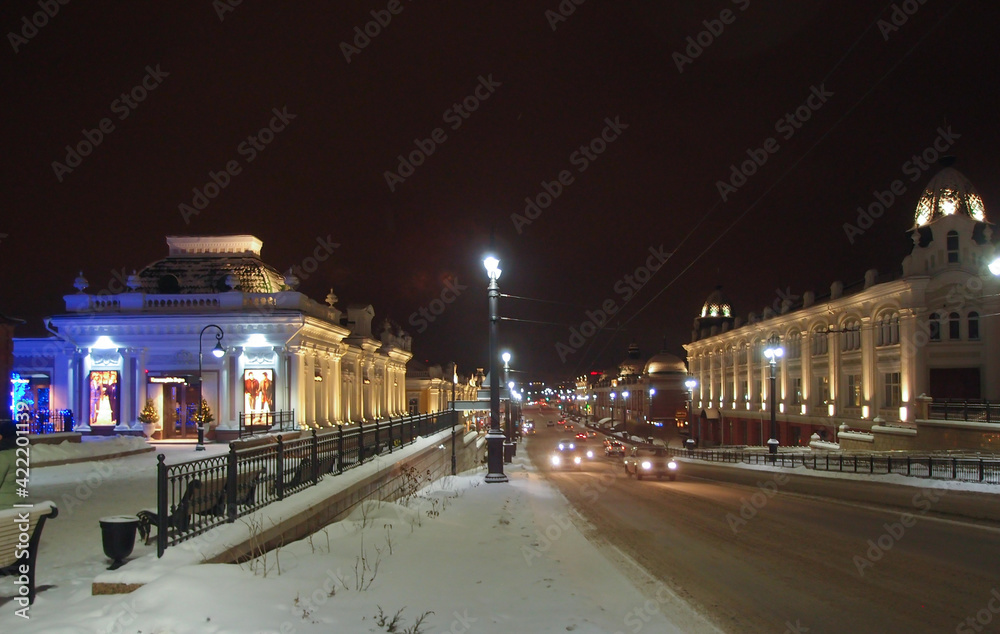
[684, 164, 1000, 450]
[13, 235, 411, 440]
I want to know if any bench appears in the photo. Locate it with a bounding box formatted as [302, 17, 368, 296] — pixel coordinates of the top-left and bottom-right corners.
[0, 501, 58, 604]
[138, 469, 264, 544]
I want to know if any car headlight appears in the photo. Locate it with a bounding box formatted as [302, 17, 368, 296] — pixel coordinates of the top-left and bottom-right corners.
[574, 456, 582, 464]
[558, 443, 565, 450]
[668, 461, 677, 470]
[569, 443, 575, 449]
[641, 461, 652, 470]
[586, 450, 593, 458]
[551, 455, 561, 466]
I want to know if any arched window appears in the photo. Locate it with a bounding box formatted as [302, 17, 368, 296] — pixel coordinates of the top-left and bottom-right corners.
[841, 320, 861, 351]
[969, 312, 980, 340]
[929, 313, 941, 341]
[949, 312, 961, 340]
[786, 332, 802, 359]
[812, 327, 828, 356]
[947, 230, 960, 264]
[876, 312, 900, 346]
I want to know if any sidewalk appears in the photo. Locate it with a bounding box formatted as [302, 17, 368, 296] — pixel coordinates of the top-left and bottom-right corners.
[1, 436, 720, 633]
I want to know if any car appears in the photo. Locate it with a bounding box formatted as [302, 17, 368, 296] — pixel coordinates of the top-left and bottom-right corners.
[604, 440, 625, 457]
[549, 440, 596, 469]
[624, 447, 678, 480]
[546, 420, 556, 427]
[575, 432, 588, 440]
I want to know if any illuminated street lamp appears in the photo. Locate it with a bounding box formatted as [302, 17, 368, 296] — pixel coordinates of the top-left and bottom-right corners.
[990, 255, 1000, 276]
[609, 391, 616, 431]
[621, 390, 630, 438]
[764, 334, 784, 460]
[685, 378, 697, 445]
[197, 324, 225, 451]
[484, 255, 507, 483]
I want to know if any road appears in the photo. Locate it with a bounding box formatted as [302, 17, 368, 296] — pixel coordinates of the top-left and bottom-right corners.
[524, 407, 1000, 633]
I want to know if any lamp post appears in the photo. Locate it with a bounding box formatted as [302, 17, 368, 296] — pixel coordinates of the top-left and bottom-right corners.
[609, 391, 616, 433]
[684, 378, 697, 445]
[621, 390, 630, 439]
[484, 255, 508, 483]
[764, 334, 784, 461]
[502, 352, 512, 456]
[451, 363, 458, 476]
[197, 324, 225, 451]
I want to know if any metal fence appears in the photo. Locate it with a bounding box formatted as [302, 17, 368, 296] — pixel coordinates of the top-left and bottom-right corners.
[667, 447, 1000, 485]
[155, 410, 456, 556]
[26, 409, 74, 435]
[237, 410, 296, 438]
[928, 399, 999, 423]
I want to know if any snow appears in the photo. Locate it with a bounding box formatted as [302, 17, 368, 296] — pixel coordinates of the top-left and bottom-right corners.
[1, 433, 713, 633]
[31, 436, 152, 465]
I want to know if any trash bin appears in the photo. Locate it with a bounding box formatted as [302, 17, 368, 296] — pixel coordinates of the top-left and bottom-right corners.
[100, 515, 140, 570]
[685, 438, 696, 455]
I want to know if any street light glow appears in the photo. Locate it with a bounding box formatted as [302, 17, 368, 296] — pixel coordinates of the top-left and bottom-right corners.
[483, 255, 501, 280]
[990, 255, 1000, 276]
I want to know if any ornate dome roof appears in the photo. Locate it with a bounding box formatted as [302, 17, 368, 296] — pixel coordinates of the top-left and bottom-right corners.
[700, 286, 732, 319]
[913, 165, 988, 228]
[644, 351, 686, 375]
[618, 342, 644, 376]
[135, 235, 286, 294]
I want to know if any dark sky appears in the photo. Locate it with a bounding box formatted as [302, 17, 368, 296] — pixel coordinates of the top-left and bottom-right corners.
[2, 1, 998, 383]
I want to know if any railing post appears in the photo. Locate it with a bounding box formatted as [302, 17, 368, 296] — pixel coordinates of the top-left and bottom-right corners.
[156, 454, 168, 558]
[963, 400, 969, 422]
[907, 456, 911, 476]
[374, 419, 380, 454]
[839, 455, 843, 472]
[887, 456, 892, 474]
[358, 421, 365, 464]
[870, 455, 874, 474]
[226, 443, 238, 522]
[387, 417, 393, 453]
[928, 457, 934, 478]
[311, 429, 319, 486]
[337, 425, 345, 474]
[952, 457, 957, 479]
[276, 435, 285, 500]
[980, 459, 985, 482]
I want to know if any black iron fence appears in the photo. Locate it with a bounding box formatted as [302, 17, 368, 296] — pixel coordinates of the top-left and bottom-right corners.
[237, 410, 296, 438]
[668, 447, 1000, 485]
[928, 399, 999, 423]
[26, 409, 74, 435]
[155, 410, 456, 556]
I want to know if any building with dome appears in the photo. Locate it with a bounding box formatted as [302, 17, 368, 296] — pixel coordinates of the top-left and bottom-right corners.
[684, 162, 1000, 450]
[582, 342, 691, 444]
[12, 235, 412, 441]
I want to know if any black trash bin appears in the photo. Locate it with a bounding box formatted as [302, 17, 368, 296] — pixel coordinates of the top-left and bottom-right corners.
[100, 515, 140, 570]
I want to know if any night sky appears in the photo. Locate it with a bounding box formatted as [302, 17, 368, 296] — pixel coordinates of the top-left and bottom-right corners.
[2, 1, 998, 382]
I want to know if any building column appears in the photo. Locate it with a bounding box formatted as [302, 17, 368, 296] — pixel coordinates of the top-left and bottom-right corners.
[801, 330, 812, 415]
[828, 332, 840, 418]
[861, 317, 876, 420]
[899, 308, 919, 416]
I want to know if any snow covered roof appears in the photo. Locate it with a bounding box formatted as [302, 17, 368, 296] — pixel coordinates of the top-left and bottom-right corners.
[136, 235, 285, 294]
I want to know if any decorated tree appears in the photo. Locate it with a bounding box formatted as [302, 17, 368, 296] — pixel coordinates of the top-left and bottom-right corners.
[138, 399, 160, 425]
[192, 399, 214, 426]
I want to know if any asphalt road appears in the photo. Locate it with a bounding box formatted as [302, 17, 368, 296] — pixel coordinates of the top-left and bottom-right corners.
[525, 407, 1000, 634]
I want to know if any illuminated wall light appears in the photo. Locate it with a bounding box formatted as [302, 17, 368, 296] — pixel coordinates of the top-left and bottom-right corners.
[861, 405, 870, 419]
[246, 333, 269, 347]
[800, 404, 807, 415]
[779, 403, 785, 414]
[827, 403, 835, 417]
[899, 406, 908, 422]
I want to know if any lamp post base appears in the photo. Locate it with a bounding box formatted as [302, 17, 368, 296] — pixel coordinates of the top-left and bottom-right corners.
[767, 437, 778, 463]
[485, 431, 508, 483]
[196, 425, 206, 451]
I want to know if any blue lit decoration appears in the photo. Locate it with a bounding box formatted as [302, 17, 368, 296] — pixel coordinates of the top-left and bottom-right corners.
[10, 372, 32, 417]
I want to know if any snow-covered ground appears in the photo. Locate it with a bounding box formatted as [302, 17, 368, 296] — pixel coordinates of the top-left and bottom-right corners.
[31, 436, 153, 465]
[1, 436, 713, 633]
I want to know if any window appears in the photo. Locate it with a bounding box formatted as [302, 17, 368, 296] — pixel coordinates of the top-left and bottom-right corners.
[786, 332, 801, 359]
[969, 312, 980, 340]
[877, 312, 900, 346]
[740, 380, 748, 403]
[812, 328, 829, 356]
[949, 312, 961, 340]
[754, 379, 762, 405]
[883, 372, 901, 408]
[841, 320, 861, 351]
[815, 376, 829, 406]
[792, 377, 802, 405]
[929, 313, 941, 341]
[947, 230, 959, 263]
[752, 341, 762, 364]
[845, 374, 862, 408]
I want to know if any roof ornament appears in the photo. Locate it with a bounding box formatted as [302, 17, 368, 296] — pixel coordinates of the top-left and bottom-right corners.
[325, 289, 338, 306]
[283, 268, 300, 291]
[126, 270, 142, 292]
[73, 271, 89, 293]
[225, 274, 240, 291]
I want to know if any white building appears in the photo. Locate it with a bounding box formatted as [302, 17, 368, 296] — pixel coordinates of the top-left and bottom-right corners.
[13, 235, 412, 441]
[684, 163, 1000, 451]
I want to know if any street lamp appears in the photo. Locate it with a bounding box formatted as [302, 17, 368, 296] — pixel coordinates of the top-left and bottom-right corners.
[609, 391, 616, 431]
[451, 362, 458, 476]
[484, 255, 508, 483]
[621, 390, 630, 438]
[197, 324, 225, 451]
[990, 254, 1000, 276]
[685, 378, 697, 445]
[764, 334, 784, 460]
[502, 352, 512, 457]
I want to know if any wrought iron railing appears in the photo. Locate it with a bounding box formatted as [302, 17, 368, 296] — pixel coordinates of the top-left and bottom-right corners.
[237, 410, 296, 438]
[666, 447, 1000, 485]
[26, 409, 74, 435]
[155, 410, 456, 556]
[928, 399, 998, 424]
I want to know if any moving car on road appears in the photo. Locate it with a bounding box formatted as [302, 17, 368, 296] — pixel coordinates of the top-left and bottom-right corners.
[604, 440, 626, 457]
[550, 440, 596, 469]
[624, 447, 678, 480]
